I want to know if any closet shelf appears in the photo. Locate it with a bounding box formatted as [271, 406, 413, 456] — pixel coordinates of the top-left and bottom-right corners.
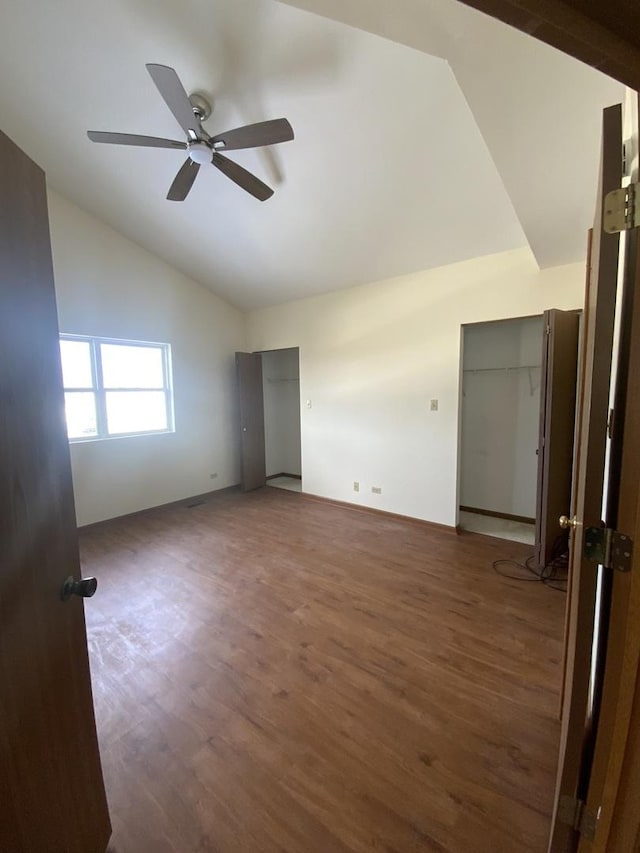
[463, 364, 541, 374]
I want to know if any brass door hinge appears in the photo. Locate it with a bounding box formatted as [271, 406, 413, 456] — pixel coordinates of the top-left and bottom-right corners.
[584, 528, 633, 572]
[558, 795, 598, 840]
[603, 182, 640, 234]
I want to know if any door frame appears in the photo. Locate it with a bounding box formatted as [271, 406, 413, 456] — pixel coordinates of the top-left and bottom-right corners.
[253, 346, 303, 486]
[455, 312, 544, 529]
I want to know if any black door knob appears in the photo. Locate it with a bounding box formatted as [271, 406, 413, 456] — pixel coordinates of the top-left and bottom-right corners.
[60, 576, 98, 602]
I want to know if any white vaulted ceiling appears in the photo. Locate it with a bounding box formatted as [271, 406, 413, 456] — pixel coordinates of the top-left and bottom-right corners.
[0, 0, 623, 308]
[279, 0, 625, 269]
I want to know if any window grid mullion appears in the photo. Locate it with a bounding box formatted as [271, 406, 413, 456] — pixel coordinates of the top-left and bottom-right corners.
[92, 340, 108, 437]
[163, 346, 172, 431]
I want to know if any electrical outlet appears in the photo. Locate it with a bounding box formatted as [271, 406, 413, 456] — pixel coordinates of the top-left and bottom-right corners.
[353, 481, 360, 492]
[430, 399, 438, 411]
[210, 472, 218, 479]
[371, 486, 382, 494]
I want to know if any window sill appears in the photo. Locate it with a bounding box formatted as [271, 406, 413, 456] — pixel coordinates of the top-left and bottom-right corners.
[69, 428, 176, 445]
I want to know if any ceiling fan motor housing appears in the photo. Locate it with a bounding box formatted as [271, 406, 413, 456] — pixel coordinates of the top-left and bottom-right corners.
[189, 92, 212, 122]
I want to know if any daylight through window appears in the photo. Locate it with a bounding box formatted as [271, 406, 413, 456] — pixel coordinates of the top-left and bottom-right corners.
[59, 335, 174, 441]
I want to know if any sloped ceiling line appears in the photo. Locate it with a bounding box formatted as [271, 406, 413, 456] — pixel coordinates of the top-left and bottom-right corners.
[278, 0, 624, 270]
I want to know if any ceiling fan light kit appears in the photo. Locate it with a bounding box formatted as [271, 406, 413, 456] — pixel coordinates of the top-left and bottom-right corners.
[187, 140, 213, 165]
[87, 63, 294, 202]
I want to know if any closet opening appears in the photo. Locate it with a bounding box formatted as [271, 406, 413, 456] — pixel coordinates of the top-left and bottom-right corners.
[235, 347, 301, 493]
[457, 311, 580, 567]
[261, 347, 301, 493]
[458, 315, 543, 544]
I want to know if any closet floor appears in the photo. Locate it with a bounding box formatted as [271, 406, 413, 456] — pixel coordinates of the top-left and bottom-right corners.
[267, 476, 302, 493]
[459, 510, 535, 546]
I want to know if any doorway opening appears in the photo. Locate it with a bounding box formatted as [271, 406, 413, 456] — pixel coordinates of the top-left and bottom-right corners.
[261, 347, 302, 493]
[235, 347, 302, 493]
[458, 311, 580, 564]
[458, 315, 544, 544]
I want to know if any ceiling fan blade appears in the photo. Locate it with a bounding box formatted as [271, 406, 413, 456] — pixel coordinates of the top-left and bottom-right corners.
[211, 118, 294, 151]
[146, 63, 200, 136]
[87, 131, 187, 149]
[167, 158, 200, 201]
[211, 153, 274, 201]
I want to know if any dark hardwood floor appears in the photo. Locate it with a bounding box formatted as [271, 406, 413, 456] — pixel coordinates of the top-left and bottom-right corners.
[81, 487, 565, 853]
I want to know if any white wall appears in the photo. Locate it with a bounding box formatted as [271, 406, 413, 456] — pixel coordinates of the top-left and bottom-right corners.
[48, 190, 246, 527]
[460, 316, 544, 518]
[261, 349, 302, 477]
[247, 247, 584, 527]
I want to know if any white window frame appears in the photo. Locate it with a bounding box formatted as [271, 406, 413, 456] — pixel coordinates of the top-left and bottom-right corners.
[60, 334, 175, 442]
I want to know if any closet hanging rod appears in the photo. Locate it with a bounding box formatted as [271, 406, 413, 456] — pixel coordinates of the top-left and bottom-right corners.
[462, 364, 541, 373]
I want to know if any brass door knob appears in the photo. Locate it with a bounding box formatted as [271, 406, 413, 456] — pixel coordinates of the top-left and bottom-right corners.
[559, 515, 579, 530]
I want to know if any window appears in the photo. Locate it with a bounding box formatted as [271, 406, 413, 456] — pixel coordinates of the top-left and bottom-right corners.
[59, 335, 174, 441]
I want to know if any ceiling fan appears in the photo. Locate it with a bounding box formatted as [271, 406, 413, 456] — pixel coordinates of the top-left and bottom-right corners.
[87, 63, 294, 202]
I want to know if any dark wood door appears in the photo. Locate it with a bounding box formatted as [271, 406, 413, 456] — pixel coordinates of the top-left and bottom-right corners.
[548, 104, 622, 851]
[0, 131, 111, 851]
[236, 352, 266, 492]
[576, 94, 640, 853]
[535, 309, 580, 570]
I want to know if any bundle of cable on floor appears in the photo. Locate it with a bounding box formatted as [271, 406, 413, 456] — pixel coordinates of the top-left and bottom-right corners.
[492, 532, 569, 592]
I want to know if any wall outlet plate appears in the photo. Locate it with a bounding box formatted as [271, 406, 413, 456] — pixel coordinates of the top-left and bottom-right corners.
[430, 399, 438, 411]
[372, 486, 382, 494]
[353, 481, 360, 492]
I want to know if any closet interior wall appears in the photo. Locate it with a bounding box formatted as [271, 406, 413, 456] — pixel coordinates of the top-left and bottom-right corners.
[460, 316, 544, 519]
[261, 348, 301, 478]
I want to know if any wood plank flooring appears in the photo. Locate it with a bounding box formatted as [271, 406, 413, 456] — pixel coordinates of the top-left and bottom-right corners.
[80, 487, 565, 853]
